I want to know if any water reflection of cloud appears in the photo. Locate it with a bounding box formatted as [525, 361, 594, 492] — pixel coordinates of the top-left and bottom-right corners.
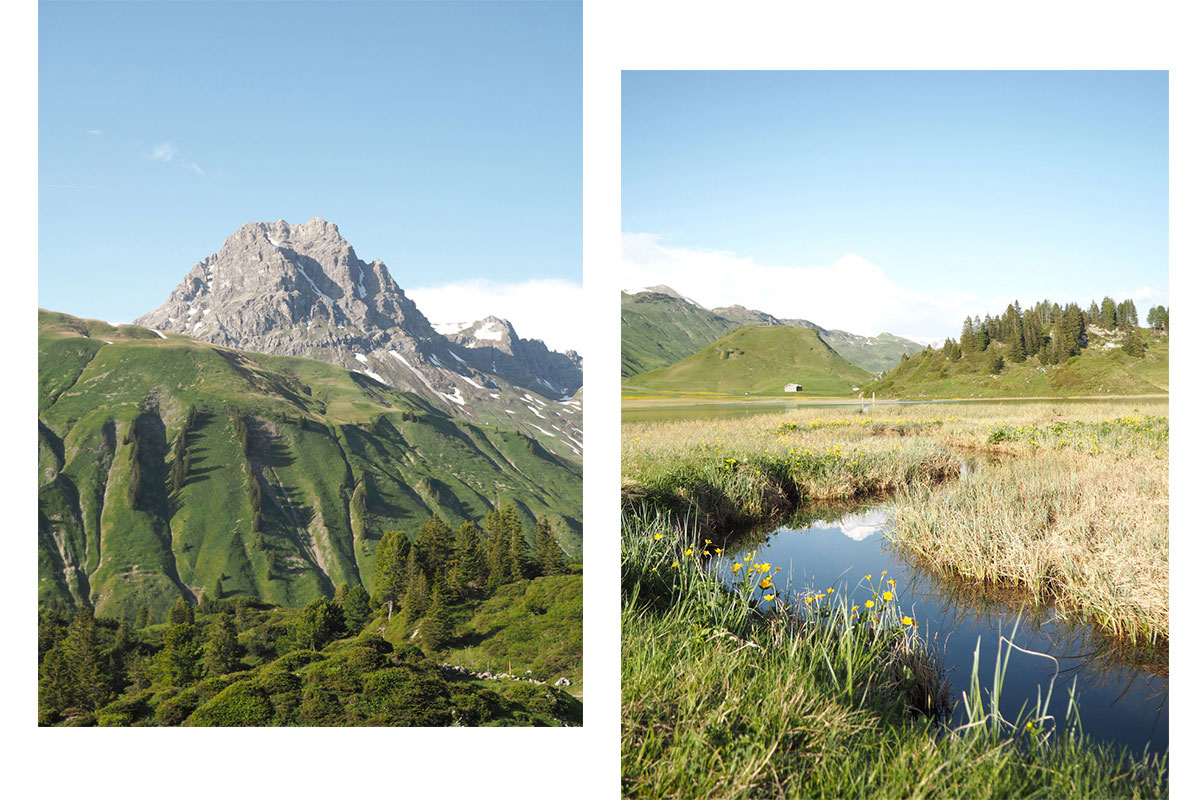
[827, 509, 889, 541]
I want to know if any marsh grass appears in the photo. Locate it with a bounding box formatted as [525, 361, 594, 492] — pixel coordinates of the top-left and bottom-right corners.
[890, 448, 1168, 643]
[621, 509, 1167, 799]
[623, 399, 1168, 643]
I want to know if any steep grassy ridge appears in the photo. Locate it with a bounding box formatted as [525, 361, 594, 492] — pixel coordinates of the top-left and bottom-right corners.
[623, 326, 872, 397]
[620, 291, 740, 377]
[38, 310, 582, 621]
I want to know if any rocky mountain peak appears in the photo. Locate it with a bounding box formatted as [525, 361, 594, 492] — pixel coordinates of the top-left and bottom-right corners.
[136, 217, 436, 349]
[133, 218, 583, 460]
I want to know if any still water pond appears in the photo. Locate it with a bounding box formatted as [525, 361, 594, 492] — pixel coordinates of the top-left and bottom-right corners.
[717, 506, 1168, 758]
[622, 396, 1167, 424]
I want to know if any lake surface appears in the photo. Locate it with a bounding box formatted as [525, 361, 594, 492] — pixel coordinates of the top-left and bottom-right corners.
[715, 505, 1169, 759]
[622, 395, 1168, 423]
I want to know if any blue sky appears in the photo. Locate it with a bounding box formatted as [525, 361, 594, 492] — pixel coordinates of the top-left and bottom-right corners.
[39, 0, 581, 347]
[622, 71, 1168, 341]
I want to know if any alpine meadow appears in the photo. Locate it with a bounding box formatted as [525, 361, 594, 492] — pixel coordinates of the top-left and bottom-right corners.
[621, 70, 1168, 798]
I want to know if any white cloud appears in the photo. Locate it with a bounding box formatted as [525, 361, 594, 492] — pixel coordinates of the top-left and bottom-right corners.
[87, 129, 103, 136]
[623, 233, 989, 341]
[149, 142, 176, 162]
[623, 233, 1170, 341]
[147, 141, 206, 177]
[407, 278, 585, 357]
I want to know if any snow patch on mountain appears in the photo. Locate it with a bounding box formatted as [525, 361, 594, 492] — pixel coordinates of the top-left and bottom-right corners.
[433, 321, 472, 335]
[440, 387, 466, 406]
[474, 321, 505, 341]
[389, 350, 439, 393]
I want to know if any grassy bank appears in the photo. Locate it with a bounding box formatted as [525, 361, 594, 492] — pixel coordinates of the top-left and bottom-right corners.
[622, 416, 961, 531]
[621, 510, 1167, 798]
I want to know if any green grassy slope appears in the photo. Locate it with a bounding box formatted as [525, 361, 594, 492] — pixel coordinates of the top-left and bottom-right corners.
[620, 291, 739, 377]
[865, 329, 1168, 398]
[623, 326, 873, 397]
[379, 572, 583, 688]
[38, 310, 582, 620]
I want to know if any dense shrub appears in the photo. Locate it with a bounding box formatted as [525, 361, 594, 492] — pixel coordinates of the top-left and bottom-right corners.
[186, 682, 273, 726]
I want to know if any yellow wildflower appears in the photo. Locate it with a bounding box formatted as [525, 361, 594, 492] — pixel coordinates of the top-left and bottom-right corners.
[653, 533, 664, 541]
[759, 578, 773, 590]
[865, 600, 875, 609]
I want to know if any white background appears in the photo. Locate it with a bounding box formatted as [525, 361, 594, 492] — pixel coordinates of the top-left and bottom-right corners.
[3, 0, 1197, 797]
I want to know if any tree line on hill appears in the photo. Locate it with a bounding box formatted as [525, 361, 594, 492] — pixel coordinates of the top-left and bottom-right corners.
[924, 297, 1167, 372]
[37, 503, 571, 725]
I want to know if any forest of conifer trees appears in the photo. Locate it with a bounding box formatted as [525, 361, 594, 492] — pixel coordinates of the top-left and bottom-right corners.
[37, 504, 579, 727]
[937, 296, 1166, 367]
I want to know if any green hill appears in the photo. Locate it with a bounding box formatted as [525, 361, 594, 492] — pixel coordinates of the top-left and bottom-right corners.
[38, 310, 582, 621]
[622, 289, 923, 378]
[621, 291, 740, 377]
[623, 326, 873, 397]
[865, 328, 1169, 398]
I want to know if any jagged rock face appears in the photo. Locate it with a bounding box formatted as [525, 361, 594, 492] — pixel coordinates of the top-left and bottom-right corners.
[445, 316, 583, 399]
[137, 218, 436, 352]
[135, 218, 583, 461]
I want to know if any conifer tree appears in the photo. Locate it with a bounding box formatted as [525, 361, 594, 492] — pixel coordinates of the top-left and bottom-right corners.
[402, 549, 430, 624]
[341, 584, 372, 632]
[156, 622, 204, 687]
[38, 642, 75, 717]
[204, 613, 242, 676]
[420, 586, 454, 653]
[1121, 327, 1145, 357]
[417, 516, 455, 590]
[960, 317, 977, 353]
[448, 520, 485, 599]
[534, 517, 565, 577]
[504, 505, 528, 581]
[114, 609, 133, 653]
[168, 596, 195, 626]
[1022, 310, 1044, 358]
[1100, 296, 1118, 330]
[134, 602, 151, 630]
[63, 605, 113, 711]
[372, 530, 410, 618]
[484, 506, 512, 590]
